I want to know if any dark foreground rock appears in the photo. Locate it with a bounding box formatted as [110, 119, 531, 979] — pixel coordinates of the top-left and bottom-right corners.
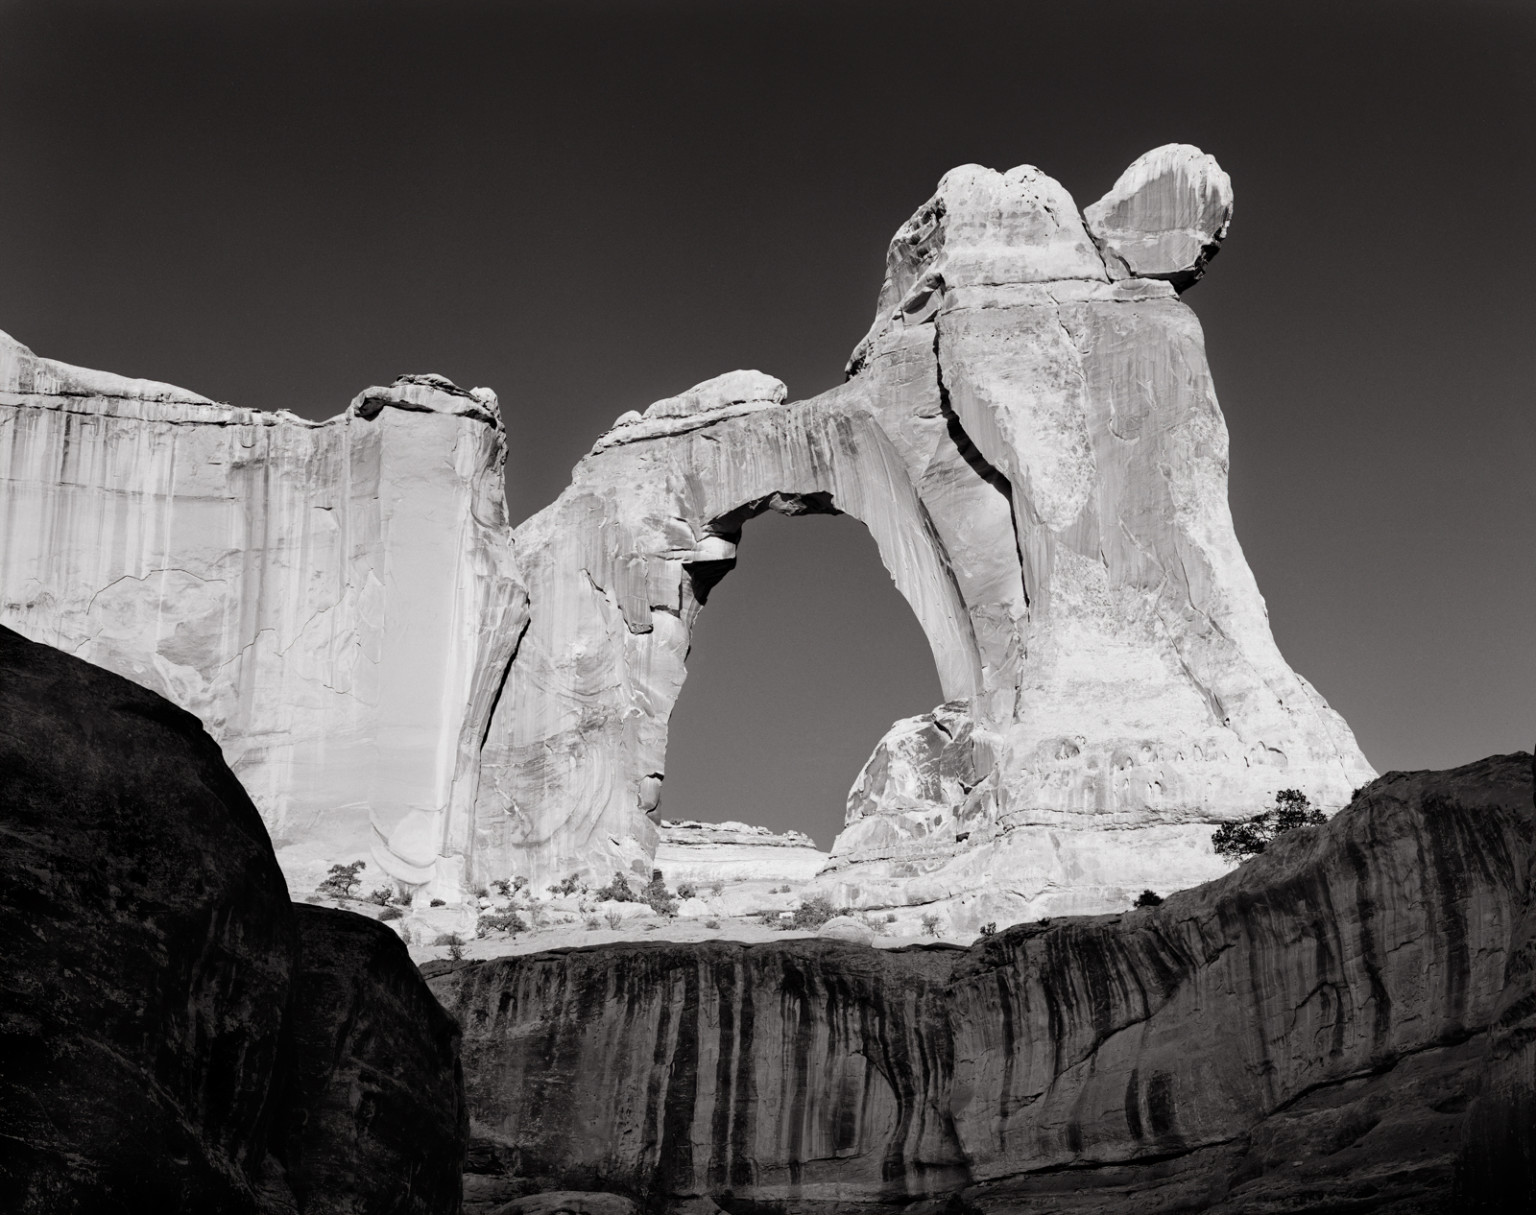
[275, 906, 468, 1214]
[429, 753, 1535, 1213]
[0, 627, 466, 1214]
[0, 624, 297, 1212]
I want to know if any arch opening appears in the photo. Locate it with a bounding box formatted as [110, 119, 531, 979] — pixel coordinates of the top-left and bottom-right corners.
[661, 507, 944, 849]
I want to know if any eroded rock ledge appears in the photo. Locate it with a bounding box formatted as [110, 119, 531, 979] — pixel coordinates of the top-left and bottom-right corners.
[429, 753, 1533, 1213]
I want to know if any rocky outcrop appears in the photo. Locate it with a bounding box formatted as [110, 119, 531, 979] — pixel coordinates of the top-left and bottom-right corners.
[655, 820, 827, 886]
[273, 906, 468, 1215]
[473, 144, 1372, 914]
[0, 332, 525, 899]
[0, 626, 468, 1213]
[0, 623, 296, 1212]
[429, 753, 1533, 1212]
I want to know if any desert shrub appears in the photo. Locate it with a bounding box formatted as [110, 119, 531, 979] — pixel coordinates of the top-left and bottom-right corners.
[548, 873, 584, 897]
[430, 932, 460, 947]
[474, 885, 490, 900]
[491, 878, 512, 897]
[478, 910, 527, 936]
[1212, 789, 1327, 863]
[784, 896, 837, 931]
[512, 876, 528, 894]
[604, 911, 622, 930]
[1134, 890, 1164, 908]
[448, 937, 464, 961]
[400, 926, 413, 945]
[885, 912, 897, 923]
[585, 917, 601, 931]
[676, 880, 697, 900]
[643, 870, 678, 917]
[861, 914, 889, 936]
[366, 886, 393, 906]
[318, 860, 366, 898]
[596, 872, 639, 903]
[704, 919, 720, 930]
[979, 921, 998, 937]
[379, 905, 403, 922]
[429, 898, 445, 907]
[773, 884, 792, 894]
[920, 913, 941, 937]
[710, 881, 724, 897]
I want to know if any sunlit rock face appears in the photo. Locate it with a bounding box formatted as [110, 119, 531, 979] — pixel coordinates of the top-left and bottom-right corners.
[477, 144, 1373, 911]
[432, 754, 1535, 1212]
[655, 820, 827, 887]
[0, 329, 526, 897]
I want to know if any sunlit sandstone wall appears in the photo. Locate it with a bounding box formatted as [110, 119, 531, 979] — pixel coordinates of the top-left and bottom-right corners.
[0, 329, 525, 896]
[477, 145, 1374, 908]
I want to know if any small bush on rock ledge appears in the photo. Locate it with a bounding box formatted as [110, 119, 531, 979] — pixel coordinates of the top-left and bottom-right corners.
[596, 872, 639, 903]
[318, 860, 365, 898]
[1134, 890, 1164, 908]
[1212, 789, 1328, 863]
[782, 896, 837, 931]
[477, 910, 527, 937]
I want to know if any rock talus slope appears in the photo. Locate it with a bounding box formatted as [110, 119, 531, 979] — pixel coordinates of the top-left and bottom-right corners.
[475, 144, 1372, 912]
[0, 334, 526, 898]
[431, 752, 1535, 1213]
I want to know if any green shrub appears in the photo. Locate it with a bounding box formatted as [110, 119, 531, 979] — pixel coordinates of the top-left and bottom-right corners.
[979, 921, 998, 936]
[548, 873, 584, 897]
[366, 886, 393, 906]
[596, 872, 639, 903]
[585, 917, 601, 931]
[379, 905, 403, 922]
[604, 911, 622, 930]
[676, 880, 697, 900]
[1212, 789, 1327, 863]
[477, 910, 527, 936]
[709, 881, 725, 897]
[318, 860, 365, 898]
[1134, 890, 1164, 908]
[785, 896, 837, 931]
[704, 918, 720, 930]
[921, 913, 941, 937]
[643, 870, 678, 917]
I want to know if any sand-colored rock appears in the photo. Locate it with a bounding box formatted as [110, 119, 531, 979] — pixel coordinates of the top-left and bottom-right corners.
[474, 146, 1373, 910]
[0, 330, 526, 898]
[1084, 143, 1234, 289]
[655, 820, 827, 887]
[430, 753, 1534, 1212]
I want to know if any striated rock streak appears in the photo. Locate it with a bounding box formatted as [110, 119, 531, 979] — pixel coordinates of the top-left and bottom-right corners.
[474, 144, 1373, 911]
[0, 331, 526, 897]
[431, 753, 1534, 1212]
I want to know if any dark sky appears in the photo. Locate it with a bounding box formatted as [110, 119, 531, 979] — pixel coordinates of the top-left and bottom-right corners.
[3, 0, 1531, 845]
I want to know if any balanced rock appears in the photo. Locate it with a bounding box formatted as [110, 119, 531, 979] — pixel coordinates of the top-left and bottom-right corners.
[1083, 142, 1234, 289]
[0, 330, 526, 899]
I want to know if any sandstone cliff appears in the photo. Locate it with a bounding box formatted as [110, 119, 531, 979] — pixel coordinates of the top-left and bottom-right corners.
[0, 626, 468, 1213]
[473, 144, 1373, 913]
[430, 752, 1533, 1212]
[0, 334, 525, 898]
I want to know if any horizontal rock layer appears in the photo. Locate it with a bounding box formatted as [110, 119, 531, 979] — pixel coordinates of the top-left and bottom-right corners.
[0, 332, 525, 898]
[430, 753, 1534, 1212]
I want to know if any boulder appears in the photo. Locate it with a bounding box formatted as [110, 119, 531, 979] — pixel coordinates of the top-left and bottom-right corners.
[0, 624, 296, 1213]
[272, 906, 468, 1215]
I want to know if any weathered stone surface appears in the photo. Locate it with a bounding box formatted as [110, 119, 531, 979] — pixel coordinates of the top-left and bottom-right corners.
[0, 624, 296, 1213]
[430, 754, 1533, 1212]
[655, 819, 827, 886]
[273, 906, 468, 1215]
[1084, 143, 1234, 290]
[0, 330, 526, 899]
[474, 146, 1372, 912]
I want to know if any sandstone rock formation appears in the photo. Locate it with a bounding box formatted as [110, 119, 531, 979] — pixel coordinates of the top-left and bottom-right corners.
[655, 820, 827, 886]
[430, 753, 1535, 1213]
[0, 622, 295, 1211]
[474, 144, 1373, 913]
[0, 330, 525, 898]
[0, 143, 1374, 916]
[274, 906, 468, 1215]
[0, 625, 469, 1214]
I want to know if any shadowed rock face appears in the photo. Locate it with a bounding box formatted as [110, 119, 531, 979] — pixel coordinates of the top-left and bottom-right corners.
[0, 626, 468, 1214]
[0, 623, 296, 1213]
[274, 906, 468, 1215]
[430, 753, 1534, 1213]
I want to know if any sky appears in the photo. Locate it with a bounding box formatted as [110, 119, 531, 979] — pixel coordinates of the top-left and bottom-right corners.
[2, 0, 1531, 846]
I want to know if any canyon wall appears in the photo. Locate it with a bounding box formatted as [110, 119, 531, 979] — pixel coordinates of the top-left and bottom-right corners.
[477, 144, 1373, 911]
[431, 752, 1534, 1213]
[0, 333, 525, 896]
